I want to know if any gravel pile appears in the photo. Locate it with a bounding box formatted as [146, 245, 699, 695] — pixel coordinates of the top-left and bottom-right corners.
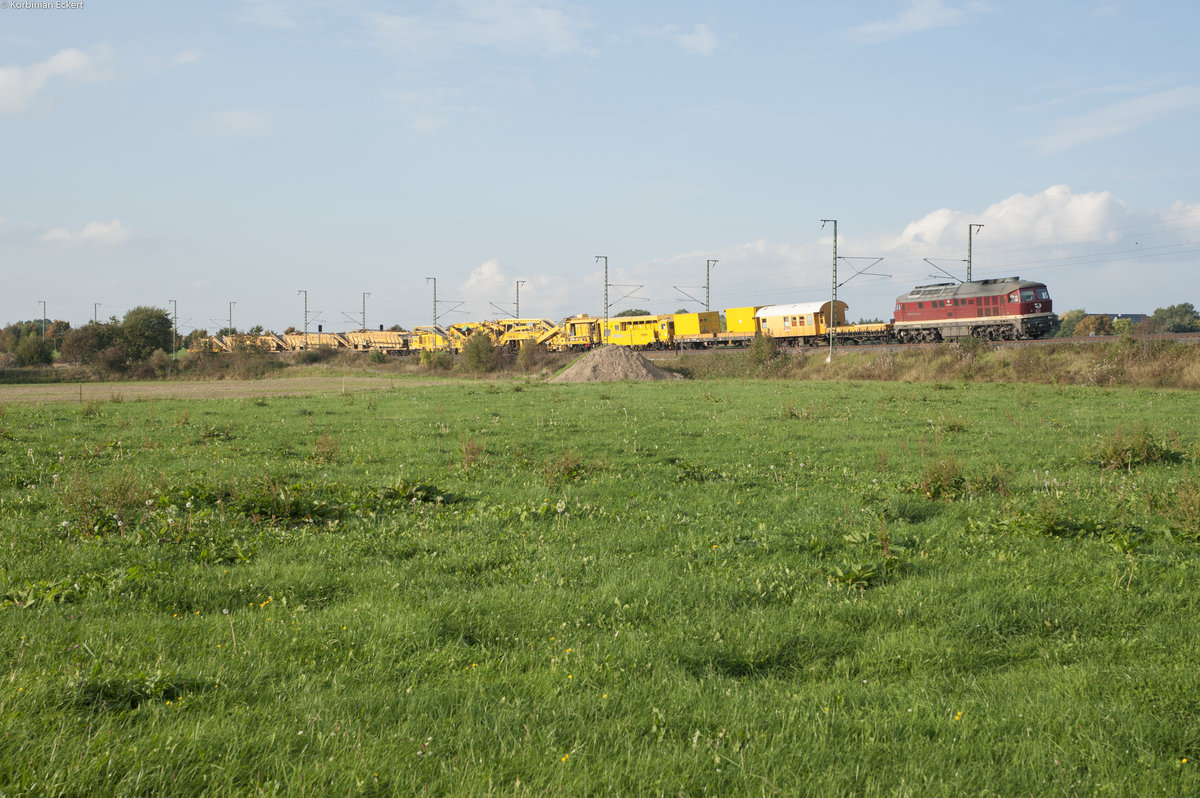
[550, 346, 685, 383]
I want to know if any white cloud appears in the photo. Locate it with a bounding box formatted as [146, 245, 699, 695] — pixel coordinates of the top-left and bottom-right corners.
[846, 0, 973, 45]
[0, 48, 111, 113]
[458, 259, 578, 319]
[1027, 86, 1200, 153]
[464, 258, 509, 293]
[369, 0, 590, 59]
[671, 23, 718, 56]
[41, 219, 131, 246]
[196, 108, 273, 138]
[881, 187, 1127, 257]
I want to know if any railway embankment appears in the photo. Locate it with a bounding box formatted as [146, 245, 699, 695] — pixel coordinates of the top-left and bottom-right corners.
[650, 336, 1200, 389]
[2, 335, 1199, 394]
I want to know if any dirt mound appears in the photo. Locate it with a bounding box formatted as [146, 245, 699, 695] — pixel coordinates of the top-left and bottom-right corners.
[550, 346, 685, 383]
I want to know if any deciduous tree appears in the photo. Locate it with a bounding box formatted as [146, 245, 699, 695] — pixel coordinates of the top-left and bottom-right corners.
[1146, 303, 1200, 333]
[121, 306, 173, 362]
[1056, 309, 1087, 337]
[1074, 314, 1115, 337]
[60, 322, 121, 364]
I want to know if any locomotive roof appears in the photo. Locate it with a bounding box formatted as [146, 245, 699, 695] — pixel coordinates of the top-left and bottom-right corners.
[756, 300, 847, 318]
[898, 277, 1046, 301]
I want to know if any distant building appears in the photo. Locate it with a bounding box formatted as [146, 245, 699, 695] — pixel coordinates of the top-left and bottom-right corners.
[1103, 313, 1147, 323]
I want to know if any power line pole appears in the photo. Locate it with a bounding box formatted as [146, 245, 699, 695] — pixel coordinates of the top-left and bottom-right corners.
[169, 299, 178, 355]
[38, 300, 46, 339]
[298, 290, 308, 349]
[427, 276, 436, 326]
[967, 223, 984, 282]
[595, 256, 608, 344]
[515, 280, 526, 319]
[705, 259, 718, 312]
[228, 301, 236, 333]
[821, 219, 837, 361]
[362, 292, 370, 330]
[93, 303, 100, 324]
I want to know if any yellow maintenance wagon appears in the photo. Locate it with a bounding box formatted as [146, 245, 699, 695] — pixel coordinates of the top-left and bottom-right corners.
[602, 314, 675, 349]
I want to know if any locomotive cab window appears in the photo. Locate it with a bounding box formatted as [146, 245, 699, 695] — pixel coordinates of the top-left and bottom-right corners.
[1020, 290, 1035, 301]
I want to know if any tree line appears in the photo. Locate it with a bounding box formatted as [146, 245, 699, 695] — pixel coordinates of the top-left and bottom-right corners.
[0, 306, 179, 372]
[1055, 303, 1200, 337]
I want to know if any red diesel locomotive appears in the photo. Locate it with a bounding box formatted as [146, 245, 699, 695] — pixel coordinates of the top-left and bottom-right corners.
[892, 277, 1055, 342]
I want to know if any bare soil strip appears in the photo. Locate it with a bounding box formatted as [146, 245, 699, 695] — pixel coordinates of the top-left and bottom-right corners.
[0, 376, 407, 404]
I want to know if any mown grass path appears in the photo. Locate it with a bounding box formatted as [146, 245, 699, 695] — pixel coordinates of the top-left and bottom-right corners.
[2, 379, 1198, 795]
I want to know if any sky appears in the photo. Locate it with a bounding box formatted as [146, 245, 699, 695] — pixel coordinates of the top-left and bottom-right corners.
[2, 0, 1199, 334]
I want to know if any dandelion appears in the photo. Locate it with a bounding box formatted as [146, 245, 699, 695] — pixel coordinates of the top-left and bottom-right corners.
[561, 754, 569, 763]
[954, 711, 962, 721]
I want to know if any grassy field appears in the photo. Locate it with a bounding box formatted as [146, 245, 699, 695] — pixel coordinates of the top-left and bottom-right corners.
[2, 378, 1199, 795]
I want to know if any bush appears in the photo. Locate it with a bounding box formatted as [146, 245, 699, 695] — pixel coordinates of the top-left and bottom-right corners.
[515, 341, 548, 372]
[14, 336, 53, 367]
[419, 350, 453, 370]
[460, 333, 499, 373]
[294, 347, 337, 365]
[147, 349, 175, 378]
[96, 344, 129, 377]
[748, 333, 780, 366]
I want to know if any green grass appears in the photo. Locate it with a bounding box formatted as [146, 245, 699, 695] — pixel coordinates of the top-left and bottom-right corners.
[2, 380, 1200, 795]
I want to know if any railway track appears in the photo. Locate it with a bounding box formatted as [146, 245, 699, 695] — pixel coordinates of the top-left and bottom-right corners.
[642, 332, 1200, 361]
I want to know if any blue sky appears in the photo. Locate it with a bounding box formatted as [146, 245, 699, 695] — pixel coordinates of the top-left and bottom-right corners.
[2, 0, 1198, 333]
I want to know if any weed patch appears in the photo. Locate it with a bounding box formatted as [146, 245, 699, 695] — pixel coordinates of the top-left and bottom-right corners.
[1087, 427, 1179, 470]
[70, 668, 208, 712]
[542, 449, 590, 486]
